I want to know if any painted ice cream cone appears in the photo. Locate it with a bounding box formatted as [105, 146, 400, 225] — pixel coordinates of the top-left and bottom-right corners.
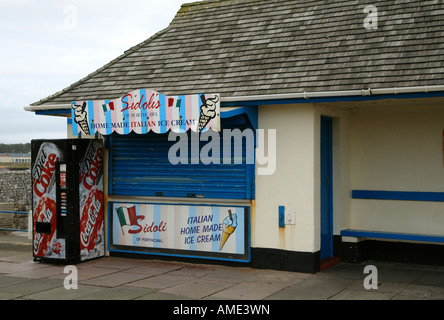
[78, 118, 90, 135]
[219, 210, 238, 251]
[219, 225, 236, 251]
[72, 102, 90, 135]
[198, 95, 219, 132]
[198, 114, 211, 132]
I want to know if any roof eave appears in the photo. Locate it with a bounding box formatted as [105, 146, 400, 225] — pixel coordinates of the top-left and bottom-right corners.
[24, 84, 444, 115]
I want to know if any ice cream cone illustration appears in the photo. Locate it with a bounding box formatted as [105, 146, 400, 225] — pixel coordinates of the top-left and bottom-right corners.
[72, 102, 90, 135]
[198, 95, 219, 132]
[219, 210, 237, 251]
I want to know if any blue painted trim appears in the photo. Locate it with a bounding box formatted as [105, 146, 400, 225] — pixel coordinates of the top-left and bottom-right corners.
[67, 118, 72, 124]
[35, 109, 70, 115]
[107, 135, 114, 196]
[221, 106, 258, 130]
[320, 116, 334, 259]
[221, 91, 444, 107]
[341, 229, 444, 243]
[108, 248, 251, 263]
[107, 201, 112, 253]
[352, 190, 444, 202]
[0, 210, 28, 215]
[0, 228, 27, 232]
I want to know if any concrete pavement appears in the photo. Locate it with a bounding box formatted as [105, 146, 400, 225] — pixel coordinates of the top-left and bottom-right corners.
[1, 232, 444, 300]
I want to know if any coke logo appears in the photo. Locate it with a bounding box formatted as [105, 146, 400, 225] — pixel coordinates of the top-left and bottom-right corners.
[82, 147, 103, 190]
[81, 196, 101, 247]
[53, 242, 62, 254]
[33, 233, 43, 255]
[33, 153, 58, 197]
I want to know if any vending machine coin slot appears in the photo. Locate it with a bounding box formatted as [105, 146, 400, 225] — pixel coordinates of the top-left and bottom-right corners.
[56, 162, 68, 238]
[60, 163, 68, 217]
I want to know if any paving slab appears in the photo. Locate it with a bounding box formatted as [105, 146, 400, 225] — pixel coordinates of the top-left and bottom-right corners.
[397, 284, 444, 299]
[199, 266, 262, 283]
[80, 271, 151, 288]
[21, 284, 107, 300]
[159, 278, 233, 299]
[315, 262, 367, 280]
[126, 274, 195, 289]
[329, 288, 396, 300]
[0, 278, 62, 297]
[72, 266, 121, 281]
[76, 286, 155, 300]
[166, 264, 221, 278]
[135, 291, 195, 300]
[209, 279, 292, 300]
[125, 261, 184, 276]
[265, 276, 354, 300]
[0, 260, 48, 274]
[0, 252, 32, 263]
[346, 277, 408, 294]
[83, 256, 147, 270]
[8, 265, 66, 279]
[411, 271, 444, 288]
[0, 275, 30, 288]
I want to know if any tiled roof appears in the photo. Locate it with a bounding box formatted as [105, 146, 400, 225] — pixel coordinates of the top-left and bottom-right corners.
[32, 0, 444, 105]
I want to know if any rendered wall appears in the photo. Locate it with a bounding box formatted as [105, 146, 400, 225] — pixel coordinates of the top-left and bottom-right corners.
[254, 103, 352, 254]
[254, 103, 317, 252]
[350, 104, 444, 235]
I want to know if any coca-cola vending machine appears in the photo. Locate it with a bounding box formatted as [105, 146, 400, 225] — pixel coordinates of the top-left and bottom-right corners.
[31, 139, 104, 264]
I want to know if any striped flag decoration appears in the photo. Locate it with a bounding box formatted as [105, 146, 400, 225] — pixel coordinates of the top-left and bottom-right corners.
[116, 206, 137, 235]
[102, 101, 115, 113]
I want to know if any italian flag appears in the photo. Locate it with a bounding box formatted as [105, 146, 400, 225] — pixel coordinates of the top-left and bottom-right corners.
[102, 101, 115, 113]
[116, 206, 137, 235]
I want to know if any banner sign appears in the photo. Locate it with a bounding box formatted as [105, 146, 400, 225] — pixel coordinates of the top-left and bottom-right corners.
[71, 89, 220, 136]
[110, 203, 249, 261]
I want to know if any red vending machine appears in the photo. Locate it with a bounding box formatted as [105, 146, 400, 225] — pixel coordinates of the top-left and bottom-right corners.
[31, 139, 104, 264]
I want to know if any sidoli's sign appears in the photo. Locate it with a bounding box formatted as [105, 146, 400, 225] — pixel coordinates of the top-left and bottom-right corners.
[71, 89, 220, 136]
[111, 203, 249, 262]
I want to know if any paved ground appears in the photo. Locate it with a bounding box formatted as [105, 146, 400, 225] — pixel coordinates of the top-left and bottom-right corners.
[1, 232, 444, 301]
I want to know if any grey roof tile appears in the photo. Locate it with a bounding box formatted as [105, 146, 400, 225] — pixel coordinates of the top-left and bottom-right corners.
[32, 0, 444, 105]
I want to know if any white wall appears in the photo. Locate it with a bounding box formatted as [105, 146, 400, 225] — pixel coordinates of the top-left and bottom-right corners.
[254, 103, 352, 253]
[254, 103, 317, 252]
[350, 104, 444, 235]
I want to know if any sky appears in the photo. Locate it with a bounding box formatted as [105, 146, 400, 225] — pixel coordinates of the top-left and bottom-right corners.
[0, 0, 187, 144]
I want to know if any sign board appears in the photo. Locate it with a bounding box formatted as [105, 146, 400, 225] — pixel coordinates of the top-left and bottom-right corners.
[110, 202, 249, 262]
[71, 89, 220, 136]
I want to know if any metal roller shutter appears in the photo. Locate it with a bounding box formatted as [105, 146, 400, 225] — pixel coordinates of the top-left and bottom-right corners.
[108, 130, 254, 200]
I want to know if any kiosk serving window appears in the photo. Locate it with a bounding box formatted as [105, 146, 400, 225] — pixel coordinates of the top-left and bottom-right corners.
[107, 118, 255, 200]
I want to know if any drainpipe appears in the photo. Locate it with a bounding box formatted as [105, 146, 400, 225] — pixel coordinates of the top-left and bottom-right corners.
[220, 85, 444, 103]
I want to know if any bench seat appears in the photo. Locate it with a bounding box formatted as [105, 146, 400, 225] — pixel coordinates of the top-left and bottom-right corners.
[341, 229, 444, 244]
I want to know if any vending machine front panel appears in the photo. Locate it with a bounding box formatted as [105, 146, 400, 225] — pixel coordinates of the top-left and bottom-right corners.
[32, 140, 67, 262]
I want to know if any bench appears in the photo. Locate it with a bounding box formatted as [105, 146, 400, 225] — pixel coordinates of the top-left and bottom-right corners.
[341, 229, 444, 244]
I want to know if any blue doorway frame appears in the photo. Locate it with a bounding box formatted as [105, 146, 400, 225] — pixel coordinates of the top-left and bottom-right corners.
[320, 116, 333, 260]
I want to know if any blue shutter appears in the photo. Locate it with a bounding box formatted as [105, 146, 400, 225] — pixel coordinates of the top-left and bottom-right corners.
[109, 130, 254, 200]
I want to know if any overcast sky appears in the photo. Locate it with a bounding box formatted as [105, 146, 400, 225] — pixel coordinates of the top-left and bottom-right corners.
[0, 0, 187, 144]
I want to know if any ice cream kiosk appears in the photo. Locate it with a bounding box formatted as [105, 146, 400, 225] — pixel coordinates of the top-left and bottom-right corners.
[71, 89, 253, 263]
